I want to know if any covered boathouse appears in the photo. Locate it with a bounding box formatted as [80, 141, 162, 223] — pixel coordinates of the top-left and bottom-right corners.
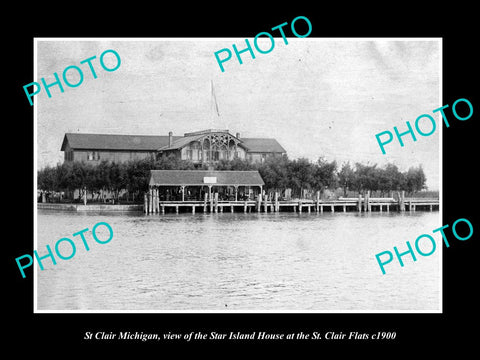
[146, 170, 265, 213]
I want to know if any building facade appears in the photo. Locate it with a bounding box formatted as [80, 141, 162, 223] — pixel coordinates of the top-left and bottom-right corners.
[61, 129, 286, 166]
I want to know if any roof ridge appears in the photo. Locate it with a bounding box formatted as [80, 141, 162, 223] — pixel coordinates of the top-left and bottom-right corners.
[66, 132, 172, 137]
[62, 133, 286, 153]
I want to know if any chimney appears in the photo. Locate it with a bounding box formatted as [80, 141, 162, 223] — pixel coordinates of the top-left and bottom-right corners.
[236, 132, 240, 139]
[168, 131, 173, 147]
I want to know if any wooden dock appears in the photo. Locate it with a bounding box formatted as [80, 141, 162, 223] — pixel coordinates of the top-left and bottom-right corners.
[144, 190, 439, 215]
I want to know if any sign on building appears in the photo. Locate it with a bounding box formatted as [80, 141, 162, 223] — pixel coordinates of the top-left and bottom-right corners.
[203, 177, 217, 184]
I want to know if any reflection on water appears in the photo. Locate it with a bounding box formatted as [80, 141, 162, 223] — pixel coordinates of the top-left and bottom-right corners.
[36, 210, 441, 311]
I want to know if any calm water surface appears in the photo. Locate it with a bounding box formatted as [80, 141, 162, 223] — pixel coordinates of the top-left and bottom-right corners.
[36, 210, 441, 311]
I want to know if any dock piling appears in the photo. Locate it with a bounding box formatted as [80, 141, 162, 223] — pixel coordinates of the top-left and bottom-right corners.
[148, 188, 153, 214]
[399, 191, 405, 212]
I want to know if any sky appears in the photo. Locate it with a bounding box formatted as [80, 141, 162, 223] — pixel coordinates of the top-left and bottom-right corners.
[35, 38, 441, 190]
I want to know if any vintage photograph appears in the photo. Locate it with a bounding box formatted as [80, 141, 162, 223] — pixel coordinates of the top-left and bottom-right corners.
[34, 38, 441, 312]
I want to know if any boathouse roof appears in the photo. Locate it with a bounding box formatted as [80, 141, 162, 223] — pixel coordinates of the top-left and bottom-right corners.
[149, 170, 265, 186]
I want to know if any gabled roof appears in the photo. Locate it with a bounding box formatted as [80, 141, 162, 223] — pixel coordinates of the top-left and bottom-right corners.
[61, 133, 182, 151]
[61, 132, 287, 154]
[241, 138, 286, 153]
[149, 170, 265, 186]
[157, 134, 206, 151]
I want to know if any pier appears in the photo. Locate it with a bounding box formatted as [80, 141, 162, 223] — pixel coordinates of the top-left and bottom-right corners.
[144, 170, 439, 215]
[144, 190, 439, 215]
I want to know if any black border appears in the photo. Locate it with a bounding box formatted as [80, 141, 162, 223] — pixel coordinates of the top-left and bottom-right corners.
[7, 6, 478, 351]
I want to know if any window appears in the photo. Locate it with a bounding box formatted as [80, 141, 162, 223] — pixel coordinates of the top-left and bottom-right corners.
[87, 151, 100, 161]
[186, 149, 193, 160]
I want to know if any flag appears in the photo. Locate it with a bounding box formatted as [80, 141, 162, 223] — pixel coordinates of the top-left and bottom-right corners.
[211, 80, 220, 117]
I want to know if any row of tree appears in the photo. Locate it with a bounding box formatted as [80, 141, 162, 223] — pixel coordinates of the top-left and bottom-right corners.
[37, 154, 427, 202]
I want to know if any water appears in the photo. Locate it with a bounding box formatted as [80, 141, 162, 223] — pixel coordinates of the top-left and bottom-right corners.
[36, 210, 441, 311]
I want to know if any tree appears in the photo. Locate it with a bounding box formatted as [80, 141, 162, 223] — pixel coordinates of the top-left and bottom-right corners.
[125, 158, 154, 196]
[257, 155, 290, 192]
[94, 160, 113, 201]
[382, 163, 405, 194]
[108, 162, 128, 202]
[155, 154, 195, 170]
[373, 167, 388, 196]
[37, 154, 429, 203]
[338, 162, 355, 197]
[405, 165, 427, 195]
[55, 162, 86, 200]
[313, 157, 337, 193]
[287, 158, 315, 198]
[38, 165, 58, 191]
[352, 163, 378, 194]
[214, 158, 255, 171]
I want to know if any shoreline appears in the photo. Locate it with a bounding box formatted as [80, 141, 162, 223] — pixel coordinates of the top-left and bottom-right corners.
[37, 203, 143, 212]
[37, 198, 439, 213]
